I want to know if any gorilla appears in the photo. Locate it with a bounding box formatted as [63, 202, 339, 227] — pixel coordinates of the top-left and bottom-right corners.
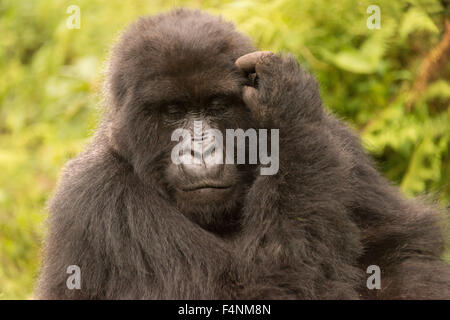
[36, 9, 450, 299]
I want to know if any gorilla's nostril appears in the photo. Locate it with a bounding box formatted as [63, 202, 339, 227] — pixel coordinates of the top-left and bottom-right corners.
[202, 142, 220, 159]
[193, 132, 209, 142]
[187, 145, 203, 161]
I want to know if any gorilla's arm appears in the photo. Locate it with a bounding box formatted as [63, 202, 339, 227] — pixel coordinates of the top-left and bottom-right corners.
[36, 142, 127, 299]
[36, 134, 234, 299]
[235, 53, 363, 299]
[326, 115, 450, 299]
[235, 52, 450, 299]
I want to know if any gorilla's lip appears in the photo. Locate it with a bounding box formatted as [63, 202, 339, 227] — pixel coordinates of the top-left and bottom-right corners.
[180, 183, 232, 192]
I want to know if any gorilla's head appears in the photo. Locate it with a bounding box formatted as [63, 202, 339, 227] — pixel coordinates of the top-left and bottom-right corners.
[106, 9, 257, 232]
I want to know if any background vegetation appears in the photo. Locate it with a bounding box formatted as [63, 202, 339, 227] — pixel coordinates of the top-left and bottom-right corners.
[0, 0, 449, 299]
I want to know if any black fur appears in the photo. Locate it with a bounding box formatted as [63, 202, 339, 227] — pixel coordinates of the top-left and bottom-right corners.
[36, 9, 450, 299]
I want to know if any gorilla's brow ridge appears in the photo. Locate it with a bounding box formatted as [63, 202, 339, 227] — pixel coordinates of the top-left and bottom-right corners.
[138, 77, 243, 107]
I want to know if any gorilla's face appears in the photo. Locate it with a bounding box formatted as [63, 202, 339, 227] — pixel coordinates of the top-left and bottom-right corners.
[157, 69, 257, 230]
[106, 10, 258, 231]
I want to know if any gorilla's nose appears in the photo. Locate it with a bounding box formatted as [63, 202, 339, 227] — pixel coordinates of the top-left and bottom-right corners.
[181, 133, 222, 177]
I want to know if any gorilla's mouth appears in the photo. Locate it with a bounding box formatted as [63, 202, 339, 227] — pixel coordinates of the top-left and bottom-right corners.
[176, 182, 235, 203]
[181, 183, 232, 192]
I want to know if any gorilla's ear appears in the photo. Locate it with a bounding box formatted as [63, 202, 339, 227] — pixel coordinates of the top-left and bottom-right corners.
[106, 107, 132, 159]
[107, 121, 119, 153]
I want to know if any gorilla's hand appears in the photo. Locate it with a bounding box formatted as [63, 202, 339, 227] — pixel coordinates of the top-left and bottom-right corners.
[235, 51, 323, 127]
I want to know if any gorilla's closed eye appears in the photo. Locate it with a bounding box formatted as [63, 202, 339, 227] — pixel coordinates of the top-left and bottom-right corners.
[207, 99, 227, 115]
[207, 94, 242, 113]
[163, 103, 188, 119]
[209, 94, 241, 105]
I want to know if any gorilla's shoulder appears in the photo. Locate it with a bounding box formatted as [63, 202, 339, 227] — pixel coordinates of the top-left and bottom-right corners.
[56, 138, 132, 192]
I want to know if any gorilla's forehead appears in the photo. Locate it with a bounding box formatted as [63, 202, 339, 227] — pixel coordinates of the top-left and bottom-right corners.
[157, 50, 245, 98]
[118, 9, 255, 71]
[108, 9, 255, 107]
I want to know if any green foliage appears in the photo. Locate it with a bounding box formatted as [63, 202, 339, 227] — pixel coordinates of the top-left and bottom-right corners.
[0, 0, 448, 299]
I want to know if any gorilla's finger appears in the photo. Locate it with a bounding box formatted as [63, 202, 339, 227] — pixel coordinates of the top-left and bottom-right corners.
[242, 86, 268, 123]
[242, 86, 259, 113]
[235, 51, 273, 73]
